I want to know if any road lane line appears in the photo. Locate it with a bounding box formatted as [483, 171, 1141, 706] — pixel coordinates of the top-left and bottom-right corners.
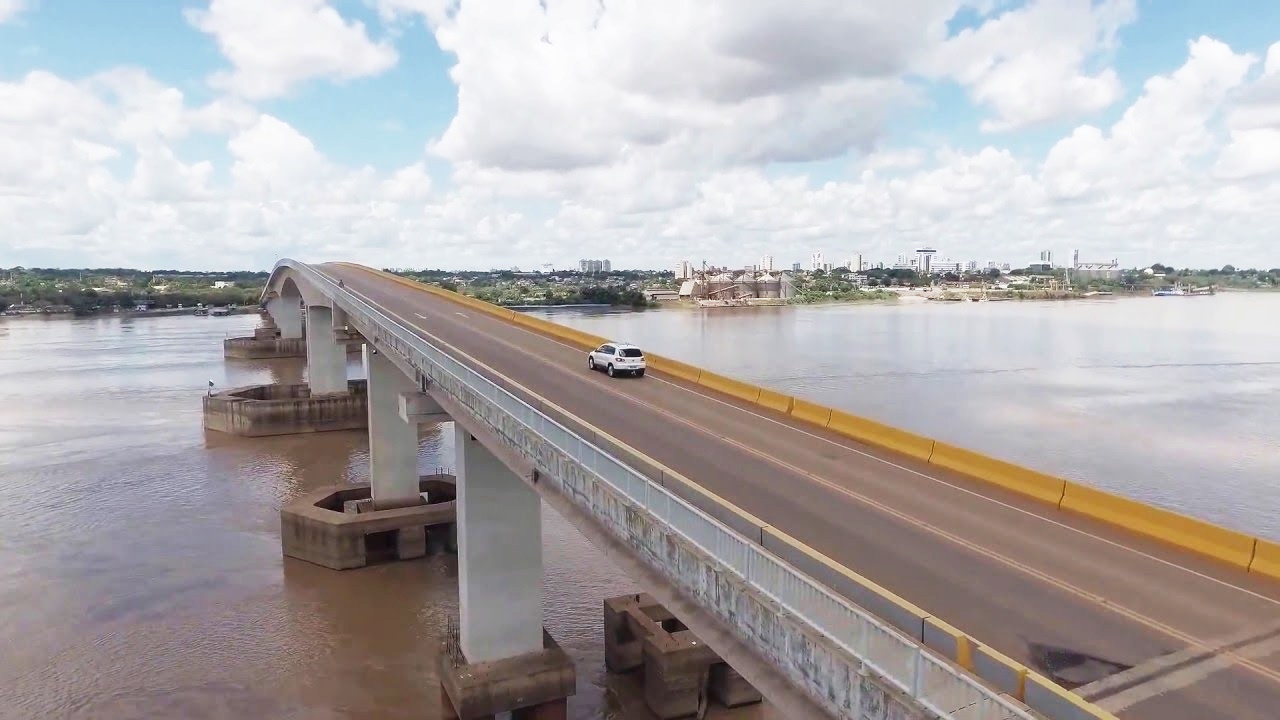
[323, 266, 1280, 688]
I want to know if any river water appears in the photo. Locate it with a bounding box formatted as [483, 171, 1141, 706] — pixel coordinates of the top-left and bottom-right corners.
[0, 294, 1276, 719]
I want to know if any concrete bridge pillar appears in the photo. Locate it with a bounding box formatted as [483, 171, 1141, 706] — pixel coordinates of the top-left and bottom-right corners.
[305, 306, 348, 395]
[267, 296, 303, 339]
[365, 345, 421, 510]
[454, 423, 544, 662]
[331, 306, 348, 332]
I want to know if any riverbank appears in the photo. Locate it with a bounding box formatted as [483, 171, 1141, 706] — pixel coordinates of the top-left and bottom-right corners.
[0, 305, 261, 319]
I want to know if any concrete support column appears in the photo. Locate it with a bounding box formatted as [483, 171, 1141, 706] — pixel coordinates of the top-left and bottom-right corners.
[455, 423, 544, 663]
[365, 345, 420, 509]
[331, 306, 348, 332]
[305, 306, 348, 395]
[267, 296, 303, 339]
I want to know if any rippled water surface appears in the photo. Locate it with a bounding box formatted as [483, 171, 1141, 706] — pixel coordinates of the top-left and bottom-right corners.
[1, 293, 1277, 718]
[0, 314, 639, 720]
[530, 292, 1280, 540]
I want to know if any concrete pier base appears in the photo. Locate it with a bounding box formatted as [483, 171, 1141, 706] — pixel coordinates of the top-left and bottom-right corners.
[605, 594, 762, 718]
[223, 332, 364, 359]
[223, 335, 308, 359]
[280, 475, 456, 570]
[439, 627, 576, 720]
[203, 380, 367, 436]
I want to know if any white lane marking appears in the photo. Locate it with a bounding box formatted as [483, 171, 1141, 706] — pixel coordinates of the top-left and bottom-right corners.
[485, 318, 1280, 609]
[455, 312, 468, 318]
[1096, 632, 1280, 712]
[414, 313, 428, 319]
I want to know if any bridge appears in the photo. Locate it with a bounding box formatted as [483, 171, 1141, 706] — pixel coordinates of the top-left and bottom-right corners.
[256, 259, 1280, 720]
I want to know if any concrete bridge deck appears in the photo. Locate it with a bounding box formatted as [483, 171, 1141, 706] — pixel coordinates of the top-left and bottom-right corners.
[322, 263, 1280, 720]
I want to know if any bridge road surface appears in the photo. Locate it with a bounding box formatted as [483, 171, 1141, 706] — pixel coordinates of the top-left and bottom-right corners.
[325, 264, 1280, 720]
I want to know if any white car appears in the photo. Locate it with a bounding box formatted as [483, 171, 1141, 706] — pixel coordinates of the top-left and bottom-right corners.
[587, 342, 646, 378]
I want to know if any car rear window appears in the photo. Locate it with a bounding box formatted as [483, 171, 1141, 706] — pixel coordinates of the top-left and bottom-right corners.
[619, 348, 643, 357]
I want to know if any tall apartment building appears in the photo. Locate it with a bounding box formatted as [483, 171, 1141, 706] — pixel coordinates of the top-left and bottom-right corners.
[759, 255, 774, 272]
[674, 260, 693, 279]
[579, 259, 611, 273]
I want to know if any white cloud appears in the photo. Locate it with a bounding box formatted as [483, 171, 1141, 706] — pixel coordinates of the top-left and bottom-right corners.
[924, 0, 1138, 131]
[4, 6, 1280, 272]
[0, 0, 26, 24]
[421, 0, 958, 172]
[1216, 42, 1280, 179]
[1043, 36, 1256, 198]
[185, 0, 398, 100]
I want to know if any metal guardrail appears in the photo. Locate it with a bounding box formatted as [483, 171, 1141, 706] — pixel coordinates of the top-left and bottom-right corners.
[274, 260, 1034, 720]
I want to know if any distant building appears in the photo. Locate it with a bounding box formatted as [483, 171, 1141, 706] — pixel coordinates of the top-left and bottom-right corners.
[759, 255, 774, 272]
[843, 254, 863, 272]
[1040, 250, 1054, 266]
[810, 251, 825, 271]
[792, 262, 802, 272]
[915, 247, 937, 275]
[932, 260, 963, 275]
[643, 289, 680, 302]
[1072, 250, 1120, 280]
[893, 255, 918, 271]
[212, 281, 235, 289]
[966, 260, 978, 272]
[578, 259, 611, 273]
[674, 260, 693, 280]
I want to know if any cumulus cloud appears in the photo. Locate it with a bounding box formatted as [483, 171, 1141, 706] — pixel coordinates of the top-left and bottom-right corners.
[1216, 42, 1280, 179]
[924, 0, 1137, 131]
[1043, 36, 1256, 198]
[0, 0, 26, 24]
[185, 0, 398, 99]
[3, 3, 1280, 271]
[420, 0, 957, 173]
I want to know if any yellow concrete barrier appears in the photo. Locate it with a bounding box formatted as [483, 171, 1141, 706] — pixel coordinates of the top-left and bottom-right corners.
[972, 644, 1028, 702]
[1060, 482, 1258, 569]
[930, 441, 1067, 507]
[697, 371, 763, 404]
[827, 409, 935, 463]
[1248, 538, 1279, 580]
[646, 354, 703, 384]
[756, 388, 794, 414]
[790, 398, 831, 427]
[1025, 672, 1121, 720]
[922, 616, 973, 670]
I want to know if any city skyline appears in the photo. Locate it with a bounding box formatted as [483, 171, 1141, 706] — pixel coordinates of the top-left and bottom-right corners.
[2, 3, 1280, 270]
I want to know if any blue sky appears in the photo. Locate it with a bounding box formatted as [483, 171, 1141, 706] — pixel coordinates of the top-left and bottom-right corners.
[2, 1, 1279, 270]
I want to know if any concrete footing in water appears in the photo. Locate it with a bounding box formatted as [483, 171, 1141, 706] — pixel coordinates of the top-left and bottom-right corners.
[439, 627, 576, 720]
[202, 380, 368, 436]
[280, 475, 458, 570]
[605, 593, 762, 718]
[223, 327, 364, 359]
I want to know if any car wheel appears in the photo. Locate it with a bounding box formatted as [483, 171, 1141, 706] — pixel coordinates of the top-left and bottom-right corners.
[588, 356, 595, 370]
[636, 369, 645, 378]
[607, 364, 615, 377]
